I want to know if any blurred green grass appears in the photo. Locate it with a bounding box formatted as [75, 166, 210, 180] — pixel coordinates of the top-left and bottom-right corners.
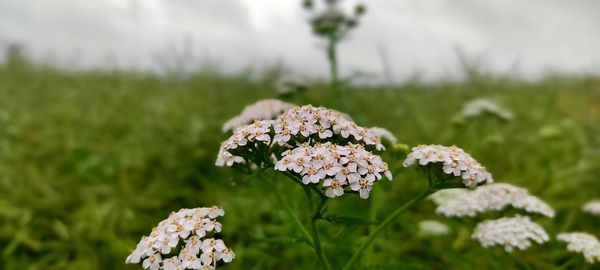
[1, 58, 599, 269]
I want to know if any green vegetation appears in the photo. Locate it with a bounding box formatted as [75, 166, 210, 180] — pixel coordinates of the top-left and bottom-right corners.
[1, 58, 599, 269]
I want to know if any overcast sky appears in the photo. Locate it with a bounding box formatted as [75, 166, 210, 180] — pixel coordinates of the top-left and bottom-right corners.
[1, 0, 599, 81]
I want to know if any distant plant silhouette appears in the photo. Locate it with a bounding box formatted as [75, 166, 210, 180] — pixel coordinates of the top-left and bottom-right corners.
[303, 0, 366, 91]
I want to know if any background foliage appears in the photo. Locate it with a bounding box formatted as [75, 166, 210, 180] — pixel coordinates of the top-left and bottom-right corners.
[1, 57, 599, 269]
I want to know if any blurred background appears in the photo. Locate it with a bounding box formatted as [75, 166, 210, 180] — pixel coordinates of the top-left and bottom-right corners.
[2, 0, 600, 81]
[0, 0, 599, 269]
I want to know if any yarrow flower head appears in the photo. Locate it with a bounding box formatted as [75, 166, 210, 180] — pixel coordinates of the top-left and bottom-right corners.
[125, 207, 235, 270]
[275, 142, 392, 199]
[273, 105, 380, 149]
[217, 105, 390, 199]
[582, 200, 600, 216]
[217, 105, 384, 161]
[418, 220, 450, 237]
[222, 99, 295, 132]
[215, 120, 274, 167]
[461, 98, 513, 121]
[403, 144, 493, 188]
[435, 183, 555, 218]
[471, 215, 549, 252]
[367, 127, 397, 144]
[558, 232, 600, 263]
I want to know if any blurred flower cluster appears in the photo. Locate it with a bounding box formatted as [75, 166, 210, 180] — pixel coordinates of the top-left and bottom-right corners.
[403, 144, 493, 188]
[582, 200, 600, 215]
[430, 182, 554, 252]
[418, 220, 450, 237]
[472, 215, 549, 252]
[558, 233, 600, 263]
[435, 183, 555, 218]
[221, 99, 295, 132]
[460, 98, 513, 122]
[303, 0, 366, 37]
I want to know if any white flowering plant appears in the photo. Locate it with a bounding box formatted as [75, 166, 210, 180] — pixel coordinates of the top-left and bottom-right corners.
[126, 97, 577, 269]
[302, 0, 366, 90]
[211, 102, 505, 269]
[428, 182, 555, 254]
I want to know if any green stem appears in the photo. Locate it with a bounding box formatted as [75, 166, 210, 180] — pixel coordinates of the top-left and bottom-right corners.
[559, 255, 579, 269]
[311, 194, 331, 270]
[327, 33, 339, 92]
[273, 184, 314, 246]
[281, 171, 330, 269]
[363, 187, 379, 264]
[342, 188, 435, 270]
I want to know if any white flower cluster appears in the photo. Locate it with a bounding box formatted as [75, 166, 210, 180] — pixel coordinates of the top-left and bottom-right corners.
[126, 207, 235, 270]
[403, 144, 493, 187]
[471, 215, 549, 252]
[418, 220, 450, 237]
[435, 183, 555, 218]
[428, 188, 470, 205]
[216, 105, 385, 169]
[461, 98, 513, 121]
[367, 127, 397, 144]
[582, 200, 600, 216]
[273, 105, 382, 150]
[275, 142, 392, 199]
[558, 232, 600, 263]
[215, 120, 273, 167]
[222, 99, 295, 132]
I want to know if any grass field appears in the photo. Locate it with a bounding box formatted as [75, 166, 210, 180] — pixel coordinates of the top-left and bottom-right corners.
[1, 58, 599, 269]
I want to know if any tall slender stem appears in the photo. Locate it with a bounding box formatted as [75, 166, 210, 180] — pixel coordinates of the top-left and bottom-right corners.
[273, 184, 314, 246]
[311, 194, 331, 270]
[281, 171, 330, 269]
[327, 34, 339, 92]
[342, 188, 435, 270]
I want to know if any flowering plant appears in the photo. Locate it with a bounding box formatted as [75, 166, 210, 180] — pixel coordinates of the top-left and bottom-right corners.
[125, 99, 600, 269]
[212, 104, 499, 269]
[302, 0, 367, 90]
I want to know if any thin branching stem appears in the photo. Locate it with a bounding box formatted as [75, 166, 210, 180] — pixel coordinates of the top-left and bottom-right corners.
[342, 188, 436, 270]
[273, 181, 314, 246]
[281, 171, 331, 269]
[311, 194, 332, 270]
[327, 33, 339, 92]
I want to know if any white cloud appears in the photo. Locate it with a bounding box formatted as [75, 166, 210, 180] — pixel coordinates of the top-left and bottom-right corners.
[1, 0, 599, 81]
